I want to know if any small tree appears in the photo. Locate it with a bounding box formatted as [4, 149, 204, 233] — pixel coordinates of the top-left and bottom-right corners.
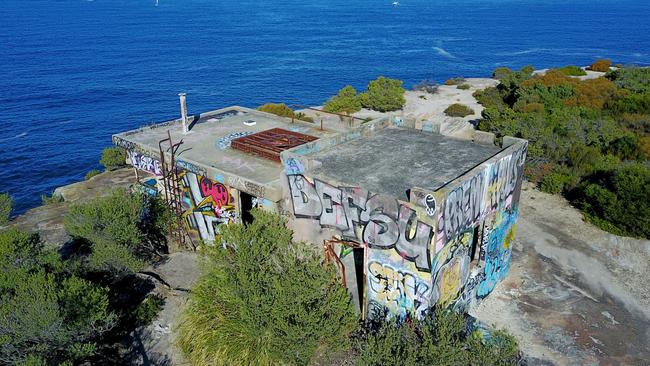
[324, 85, 362, 114]
[492, 67, 513, 80]
[177, 210, 357, 365]
[590, 59, 612, 72]
[100, 147, 127, 170]
[0, 192, 12, 225]
[444, 103, 475, 117]
[359, 76, 406, 112]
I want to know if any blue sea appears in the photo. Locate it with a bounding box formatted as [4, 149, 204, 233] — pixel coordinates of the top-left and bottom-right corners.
[1, 0, 649, 215]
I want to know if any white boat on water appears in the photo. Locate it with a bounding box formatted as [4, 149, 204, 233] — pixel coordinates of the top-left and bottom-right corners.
[392, 1, 400, 6]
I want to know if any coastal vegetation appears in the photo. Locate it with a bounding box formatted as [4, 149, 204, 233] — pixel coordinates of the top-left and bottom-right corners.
[412, 79, 439, 94]
[257, 103, 314, 123]
[40, 193, 63, 205]
[476, 63, 650, 238]
[64, 188, 170, 274]
[177, 210, 357, 365]
[444, 77, 466, 86]
[355, 308, 519, 366]
[457, 83, 471, 90]
[323, 85, 363, 114]
[324, 76, 406, 114]
[85, 169, 101, 180]
[0, 193, 11, 225]
[100, 147, 127, 170]
[589, 59, 612, 72]
[444, 103, 474, 117]
[178, 210, 521, 365]
[555, 65, 587, 76]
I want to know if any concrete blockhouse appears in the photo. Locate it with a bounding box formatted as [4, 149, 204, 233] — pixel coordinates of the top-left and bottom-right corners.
[113, 104, 528, 320]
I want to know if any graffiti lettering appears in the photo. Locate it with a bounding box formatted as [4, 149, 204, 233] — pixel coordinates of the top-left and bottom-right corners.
[130, 152, 162, 176]
[288, 176, 432, 272]
[367, 262, 431, 319]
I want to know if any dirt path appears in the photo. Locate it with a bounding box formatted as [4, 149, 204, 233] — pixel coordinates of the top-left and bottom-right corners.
[471, 183, 650, 365]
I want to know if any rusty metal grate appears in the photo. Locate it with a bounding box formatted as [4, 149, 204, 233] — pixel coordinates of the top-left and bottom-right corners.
[231, 128, 318, 162]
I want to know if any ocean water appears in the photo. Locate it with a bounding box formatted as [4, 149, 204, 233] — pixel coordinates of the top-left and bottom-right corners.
[1, 0, 649, 215]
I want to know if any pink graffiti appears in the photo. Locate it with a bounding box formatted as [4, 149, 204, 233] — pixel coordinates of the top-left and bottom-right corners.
[199, 177, 229, 208]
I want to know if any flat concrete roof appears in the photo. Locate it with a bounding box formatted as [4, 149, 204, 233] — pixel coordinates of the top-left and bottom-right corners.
[113, 107, 337, 198]
[310, 127, 502, 201]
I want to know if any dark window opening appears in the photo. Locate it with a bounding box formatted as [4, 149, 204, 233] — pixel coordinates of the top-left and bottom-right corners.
[240, 191, 255, 224]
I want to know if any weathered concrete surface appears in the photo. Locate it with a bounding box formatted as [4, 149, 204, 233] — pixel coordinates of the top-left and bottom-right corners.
[9, 168, 136, 245]
[128, 252, 200, 366]
[471, 182, 650, 365]
[311, 127, 500, 201]
[54, 167, 136, 203]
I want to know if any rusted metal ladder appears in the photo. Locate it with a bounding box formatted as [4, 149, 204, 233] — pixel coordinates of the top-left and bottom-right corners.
[158, 131, 195, 250]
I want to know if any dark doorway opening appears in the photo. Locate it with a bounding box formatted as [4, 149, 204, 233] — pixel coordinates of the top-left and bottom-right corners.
[470, 225, 481, 263]
[240, 192, 255, 224]
[353, 247, 365, 307]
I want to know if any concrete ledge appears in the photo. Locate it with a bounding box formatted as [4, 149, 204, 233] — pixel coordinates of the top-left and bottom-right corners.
[472, 130, 496, 145]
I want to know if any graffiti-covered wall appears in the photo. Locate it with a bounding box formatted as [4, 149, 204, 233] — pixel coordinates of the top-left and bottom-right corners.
[179, 171, 239, 242]
[282, 139, 527, 320]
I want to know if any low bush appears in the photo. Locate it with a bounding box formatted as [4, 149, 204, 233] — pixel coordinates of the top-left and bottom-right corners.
[359, 76, 406, 112]
[133, 294, 165, 326]
[571, 163, 650, 238]
[556, 65, 587, 76]
[0, 228, 116, 365]
[257, 103, 313, 122]
[100, 147, 127, 170]
[444, 77, 465, 86]
[412, 79, 439, 94]
[492, 67, 513, 80]
[41, 193, 63, 205]
[589, 59, 612, 72]
[606, 67, 650, 93]
[355, 308, 520, 366]
[457, 83, 471, 90]
[85, 169, 101, 180]
[64, 188, 169, 274]
[0, 192, 12, 225]
[323, 85, 363, 114]
[444, 103, 474, 117]
[177, 210, 357, 366]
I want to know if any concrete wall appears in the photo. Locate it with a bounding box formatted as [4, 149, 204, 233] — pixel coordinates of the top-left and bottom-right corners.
[280, 120, 528, 319]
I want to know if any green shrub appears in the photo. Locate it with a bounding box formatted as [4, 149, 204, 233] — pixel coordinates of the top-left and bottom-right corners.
[0, 228, 116, 365]
[177, 210, 357, 366]
[100, 147, 127, 170]
[589, 59, 612, 72]
[475, 63, 650, 238]
[0, 192, 12, 225]
[359, 76, 406, 112]
[64, 188, 169, 273]
[540, 170, 573, 194]
[444, 103, 474, 117]
[572, 163, 650, 238]
[133, 294, 164, 326]
[606, 67, 650, 93]
[355, 308, 520, 366]
[41, 193, 63, 205]
[84, 169, 101, 181]
[444, 77, 465, 86]
[520, 65, 535, 76]
[457, 83, 471, 90]
[556, 65, 587, 76]
[492, 67, 513, 80]
[412, 80, 439, 94]
[323, 85, 362, 114]
[257, 103, 314, 122]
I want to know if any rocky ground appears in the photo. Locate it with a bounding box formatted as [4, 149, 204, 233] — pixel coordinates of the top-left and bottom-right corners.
[471, 183, 650, 366]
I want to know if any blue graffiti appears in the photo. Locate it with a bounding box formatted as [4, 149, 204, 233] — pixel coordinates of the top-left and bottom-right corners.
[284, 157, 304, 175]
[477, 209, 518, 297]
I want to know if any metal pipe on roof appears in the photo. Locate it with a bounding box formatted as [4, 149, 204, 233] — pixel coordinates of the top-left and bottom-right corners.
[179, 93, 188, 134]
